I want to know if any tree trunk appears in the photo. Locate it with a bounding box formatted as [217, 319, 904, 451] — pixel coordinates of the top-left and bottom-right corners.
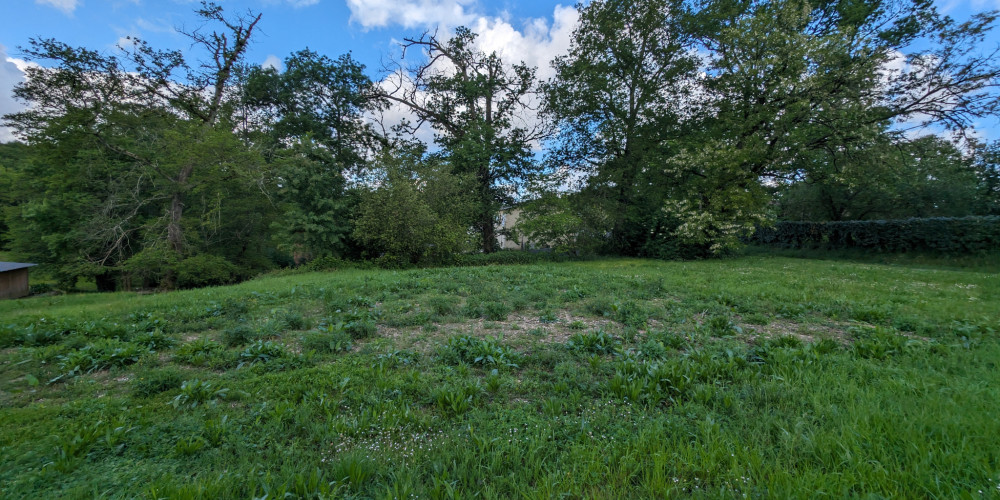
[481, 214, 496, 253]
[167, 165, 194, 253]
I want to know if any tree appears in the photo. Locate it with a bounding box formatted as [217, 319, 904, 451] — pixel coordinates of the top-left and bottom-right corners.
[972, 140, 1000, 215]
[380, 27, 549, 253]
[545, 0, 698, 254]
[243, 50, 381, 261]
[778, 135, 981, 221]
[353, 148, 474, 263]
[674, 0, 1000, 245]
[2, 2, 271, 288]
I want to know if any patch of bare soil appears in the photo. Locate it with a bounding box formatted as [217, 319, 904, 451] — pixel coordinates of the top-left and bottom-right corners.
[377, 309, 621, 353]
[743, 319, 852, 344]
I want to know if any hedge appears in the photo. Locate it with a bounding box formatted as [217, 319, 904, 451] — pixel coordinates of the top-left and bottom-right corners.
[752, 216, 1000, 254]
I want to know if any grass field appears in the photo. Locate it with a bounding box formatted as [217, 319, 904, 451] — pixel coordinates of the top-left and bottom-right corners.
[1, 256, 998, 498]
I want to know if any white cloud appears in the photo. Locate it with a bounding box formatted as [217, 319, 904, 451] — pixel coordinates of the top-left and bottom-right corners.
[346, 0, 477, 30]
[262, 54, 284, 71]
[1, 45, 30, 142]
[368, 5, 579, 151]
[35, 0, 79, 15]
[469, 5, 578, 81]
[116, 36, 139, 49]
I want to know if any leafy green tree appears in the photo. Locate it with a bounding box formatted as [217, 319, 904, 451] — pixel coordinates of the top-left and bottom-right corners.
[972, 140, 1000, 215]
[676, 0, 1000, 246]
[545, 0, 698, 254]
[353, 149, 474, 263]
[243, 50, 381, 261]
[778, 135, 981, 221]
[381, 27, 549, 253]
[509, 193, 606, 255]
[2, 2, 271, 288]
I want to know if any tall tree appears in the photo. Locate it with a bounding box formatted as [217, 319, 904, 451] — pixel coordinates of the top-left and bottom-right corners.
[545, 0, 698, 254]
[2, 2, 269, 287]
[243, 50, 381, 260]
[674, 0, 1000, 245]
[380, 27, 549, 253]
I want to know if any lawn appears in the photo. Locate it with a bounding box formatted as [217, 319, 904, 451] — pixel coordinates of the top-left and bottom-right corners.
[1, 256, 998, 498]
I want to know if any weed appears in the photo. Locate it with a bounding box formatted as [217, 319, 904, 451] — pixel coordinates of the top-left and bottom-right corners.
[483, 301, 511, 321]
[432, 381, 482, 416]
[704, 314, 742, 336]
[567, 329, 620, 354]
[174, 338, 230, 368]
[174, 435, 208, 456]
[132, 367, 185, 397]
[238, 341, 291, 366]
[301, 328, 352, 354]
[171, 379, 229, 409]
[442, 335, 521, 368]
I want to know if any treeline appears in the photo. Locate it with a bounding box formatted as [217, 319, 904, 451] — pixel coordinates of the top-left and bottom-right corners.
[1, 0, 1000, 290]
[753, 216, 1000, 253]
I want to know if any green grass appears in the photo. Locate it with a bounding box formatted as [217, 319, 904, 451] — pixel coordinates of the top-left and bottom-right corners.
[1, 256, 998, 498]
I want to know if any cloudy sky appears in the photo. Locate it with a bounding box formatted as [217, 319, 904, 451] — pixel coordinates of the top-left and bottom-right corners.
[1, 0, 998, 142]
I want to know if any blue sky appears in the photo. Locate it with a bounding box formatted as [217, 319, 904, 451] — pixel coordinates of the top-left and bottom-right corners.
[1, 0, 999, 142]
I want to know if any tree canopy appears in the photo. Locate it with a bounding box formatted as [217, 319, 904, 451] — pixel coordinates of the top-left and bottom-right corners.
[1, 0, 999, 289]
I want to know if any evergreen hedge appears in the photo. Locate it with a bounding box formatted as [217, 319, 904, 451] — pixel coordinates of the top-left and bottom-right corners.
[753, 216, 1000, 253]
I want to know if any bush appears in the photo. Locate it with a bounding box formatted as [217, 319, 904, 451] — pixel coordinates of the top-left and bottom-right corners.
[752, 216, 1000, 254]
[176, 254, 241, 289]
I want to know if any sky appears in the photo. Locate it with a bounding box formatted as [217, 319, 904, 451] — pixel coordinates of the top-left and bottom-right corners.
[1, 0, 999, 143]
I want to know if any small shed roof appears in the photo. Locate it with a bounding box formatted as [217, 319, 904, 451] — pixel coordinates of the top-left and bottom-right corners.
[0, 262, 37, 273]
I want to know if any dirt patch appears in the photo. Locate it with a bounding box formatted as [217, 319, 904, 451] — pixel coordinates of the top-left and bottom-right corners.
[744, 319, 852, 344]
[376, 309, 621, 352]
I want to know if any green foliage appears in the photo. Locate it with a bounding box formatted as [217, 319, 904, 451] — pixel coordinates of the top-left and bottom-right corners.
[174, 339, 228, 367]
[131, 367, 185, 397]
[175, 254, 241, 289]
[1, 240, 1000, 498]
[754, 216, 1000, 254]
[567, 329, 620, 355]
[432, 381, 482, 417]
[353, 149, 474, 263]
[171, 379, 229, 410]
[238, 341, 292, 367]
[510, 194, 603, 255]
[300, 328, 352, 354]
[55, 339, 150, 379]
[442, 335, 520, 368]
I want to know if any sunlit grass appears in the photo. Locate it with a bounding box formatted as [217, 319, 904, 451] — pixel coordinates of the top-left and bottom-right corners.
[1, 256, 997, 497]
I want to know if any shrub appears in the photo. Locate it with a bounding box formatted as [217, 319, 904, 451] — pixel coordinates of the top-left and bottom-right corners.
[175, 254, 241, 289]
[752, 216, 1000, 254]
